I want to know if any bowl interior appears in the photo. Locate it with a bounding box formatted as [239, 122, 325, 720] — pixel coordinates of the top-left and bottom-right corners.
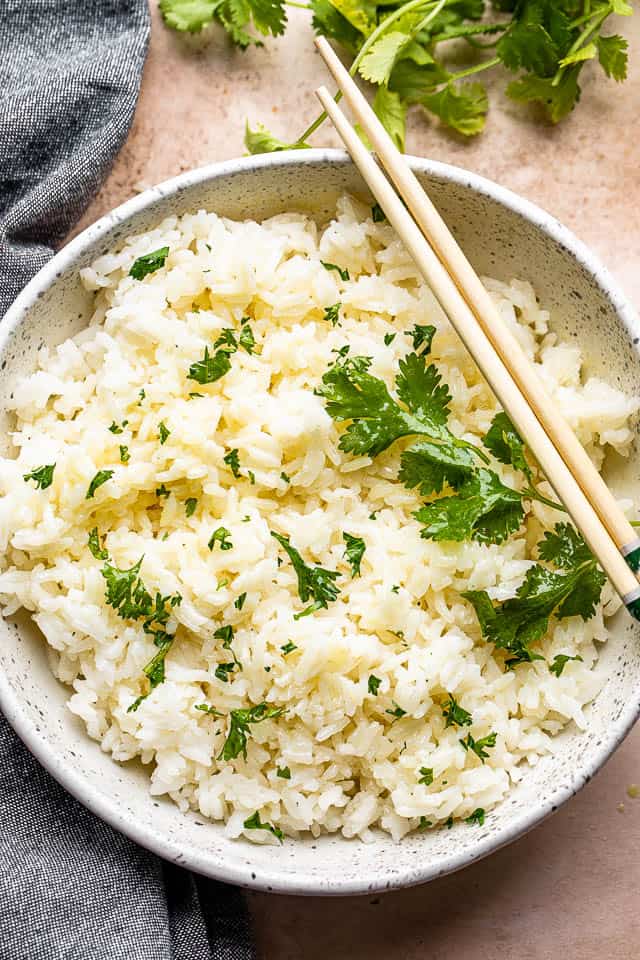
[1, 151, 639, 895]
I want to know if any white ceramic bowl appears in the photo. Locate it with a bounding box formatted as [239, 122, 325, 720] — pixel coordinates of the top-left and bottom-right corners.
[1, 150, 639, 895]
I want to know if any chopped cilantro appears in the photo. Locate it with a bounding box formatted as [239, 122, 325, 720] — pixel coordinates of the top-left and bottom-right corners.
[445, 816, 454, 829]
[243, 811, 284, 843]
[195, 703, 224, 717]
[405, 324, 435, 354]
[239, 320, 257, 354]
[280, 471, 290, 483]
[108, 420, 128, 434]
[271, 531, 340, 618]
[248, 470, 256, 485]
[224, 448, 241, 478]
[368, 674, 381, 695]
[343, 532, 365, 577]
[418, 767, 434, 786]
[465, 807, 485, 826]
[321, 261, 350, 282]
[88, 526, 109, 561]
[185, 497, 198, 517]
[385, 701, 407, 721]
[213, 328, 238, 352]
[86, 469, 114, 499]
[442, 693, 472, 729]
[129, 246, 169, 280]
[276, 765, 291, 779]
[383, 332, 396, 346]
[281, 641, 297, 655]
[549, 653, 583, 677]
[219, 702, 285, 761]
[158, 422, 170, 445]
[371, 203, 386, 223]
[234, 592, 247, 610]
[460, 731, 497, 763]
[23, 463, 55, 490]
[155, 484, 170, 499]
[418, 816, 433, 830]
[209, 526, 233, 551]
[189, 392, 204, 399]
[323, 302, 341, 326]
[188, 346, 232, 384]
[138, 388, 146, 403]
[215, 662, 237, 682]
[119, 445, 130, 463]
[391, 584, 400, 594]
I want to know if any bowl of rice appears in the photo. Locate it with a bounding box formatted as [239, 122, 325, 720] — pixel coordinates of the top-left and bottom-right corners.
[1, 150, 639, 895]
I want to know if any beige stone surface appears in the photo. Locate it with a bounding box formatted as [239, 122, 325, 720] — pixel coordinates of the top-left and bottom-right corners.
[75, 6, 640, 958]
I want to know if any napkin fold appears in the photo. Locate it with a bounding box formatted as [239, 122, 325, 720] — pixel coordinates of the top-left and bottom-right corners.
[0, 3, 255, 957]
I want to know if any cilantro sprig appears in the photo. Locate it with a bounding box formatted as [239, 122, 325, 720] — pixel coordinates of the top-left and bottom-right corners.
[464, 523, 606, 667]
[271, 531, 341, 618]
[220, 702, 285, 760]
[161, 1, 632, 146]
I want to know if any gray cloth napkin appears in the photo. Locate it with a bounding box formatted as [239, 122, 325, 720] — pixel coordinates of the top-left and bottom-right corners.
[0, 3, 255, 958]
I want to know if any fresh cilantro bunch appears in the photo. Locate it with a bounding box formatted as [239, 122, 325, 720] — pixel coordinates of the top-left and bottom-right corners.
[464, 522, 606, 665]
[160, 0, 632, 146]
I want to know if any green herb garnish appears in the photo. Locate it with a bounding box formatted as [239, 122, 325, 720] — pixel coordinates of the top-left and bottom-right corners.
[323, 302, 341, 327]
[209, 526, 233, 551]
[271, 531, 340, 618]
[243, 811, 284, 843]
[343, 532, 365, 577]
[219, 702, 285, 761]
[23, 464, 55, 489]
[277, 765, 291, 779]
[465, 807, 486, 826]
[321, 261, 350, 282]
[188, 346, 232, 384]
[418, 767, 434, 786]
[129, 247, 169, 280]
[234, 592, 247, 611]
[86, 469, 114, 499]
[88, 526, 109, 561]
[185, 497, 198, 517]
[119, 445, 130, 463]
[280, 641, 297, 655]
[224, 448, 241, 478]
[442, 694, 472, 729]
[549, 653, 584, 677]
[368, 674, 381, 695]
[460, 731, 497, 763]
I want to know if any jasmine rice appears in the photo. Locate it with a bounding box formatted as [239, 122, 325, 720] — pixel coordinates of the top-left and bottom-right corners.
[0, 195, 637, 843]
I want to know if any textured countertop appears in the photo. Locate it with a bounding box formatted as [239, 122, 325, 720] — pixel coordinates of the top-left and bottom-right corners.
[76, 7, 640, 958]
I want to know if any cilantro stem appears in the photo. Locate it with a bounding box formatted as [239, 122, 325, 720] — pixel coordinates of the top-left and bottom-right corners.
[285, 1, 310, 7]
[296, 0, 450, 146]
[552, 4, 610, 86]
[524, 487, 567, 512]
[447, 56, 500, 82]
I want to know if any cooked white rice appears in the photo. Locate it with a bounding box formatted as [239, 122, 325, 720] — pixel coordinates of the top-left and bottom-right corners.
[1, 195, 637, 844]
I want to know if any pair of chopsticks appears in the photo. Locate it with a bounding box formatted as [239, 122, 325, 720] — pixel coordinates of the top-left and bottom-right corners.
[313, 36, 640, 620]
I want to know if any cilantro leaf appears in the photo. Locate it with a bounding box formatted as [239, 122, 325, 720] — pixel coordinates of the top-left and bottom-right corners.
[386, 701, 407, 721]
[281, 641, 297, 655]
[442, 693, 472, 728]
[88, 527, 109, 561]
[464, 523, 605, 664]
[418, 766, 434, 786]
[371, 203, 386, 223]
[549, 653, 583, 677]
[188, 346, 233, 385]
[319, 353, 456, 457]
[129, 247, 169, 280]
[368, 674, 381, 695]
[119, 445, 130, 463]
[388, 59, 450, 105]
[277, 765, 291, 778]
[158, 422, 170, 445]
[506, 65, 582, 123]
[310, 0, 360, 53]
[220, 702, 285, 760]
[271, 531, 340, 617]
[321, 261, 350, 281]
[343, 532, 366, 577]
[108, 420, 127, 434]
[195, 702, 225, 717]
[244, 121, 309, 154]
[399, 439, 476, 496]
[213, 328, 238, 352]
[460, 731, 497, 763]
[421, 82, 488, 136]
[384, 333, 396, 346]
[23, 463, 55, 490]
[359, 31, 411, 85]
[235, 591, 247, 610]
[215, 662, 237, 682]
[86, 469, 114, 499]
[373, 85, 407, 151]
[483, 411, 531, 478]
[465, 807, 486, 826]
[185, 497, 198, 517]
[597, 34, 628, 81]
[159, 0, 216, 32]
[243, 810, 284, 842]
[414, 467, 524, 544]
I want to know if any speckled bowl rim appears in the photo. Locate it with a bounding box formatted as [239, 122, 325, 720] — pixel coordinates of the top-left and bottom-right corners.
[1, 148, 639, 896]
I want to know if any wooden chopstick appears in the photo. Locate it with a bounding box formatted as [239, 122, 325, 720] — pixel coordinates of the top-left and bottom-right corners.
[314, 81, 640, 617]
[314, 35, 640, 578]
